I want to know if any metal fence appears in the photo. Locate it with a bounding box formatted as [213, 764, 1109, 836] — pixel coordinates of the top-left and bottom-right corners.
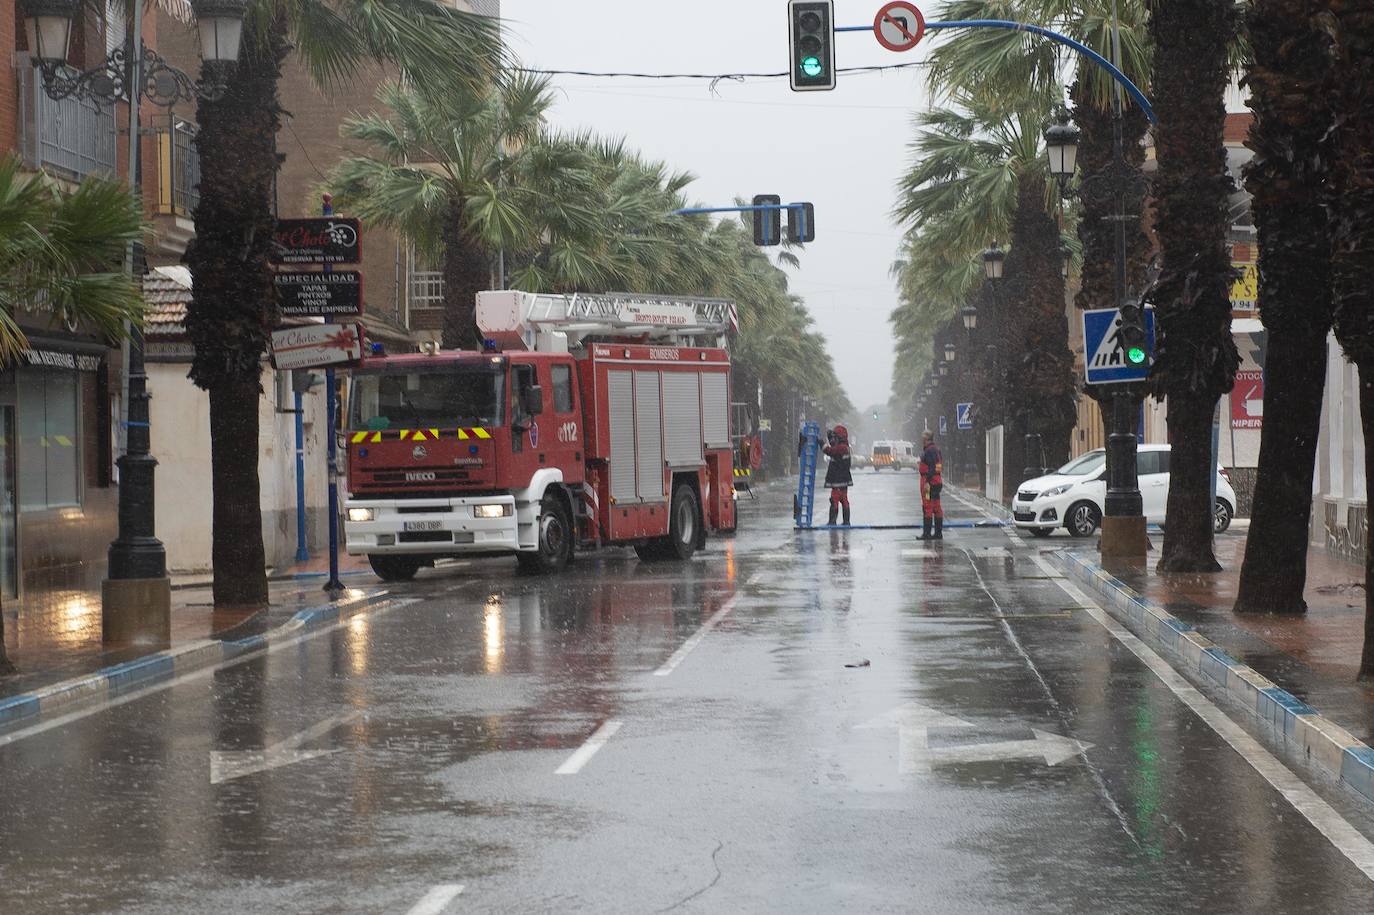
[17, 65, 118, 180]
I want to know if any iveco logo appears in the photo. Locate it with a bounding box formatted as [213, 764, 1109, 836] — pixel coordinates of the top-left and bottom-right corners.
[412, 445, 427, 460]
[405, 471, 437, 482]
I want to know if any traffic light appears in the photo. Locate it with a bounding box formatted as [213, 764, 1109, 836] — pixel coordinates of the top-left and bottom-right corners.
[752, 194, 781, 246]
[788, 1, 835, 92]
[786, 203, 816, 243]
[1118, 303, 1149, 367]
[872, 410, 879, 420]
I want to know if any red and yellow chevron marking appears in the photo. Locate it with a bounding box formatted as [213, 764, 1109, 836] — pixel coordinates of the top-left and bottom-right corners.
[350, 427, 492, 444]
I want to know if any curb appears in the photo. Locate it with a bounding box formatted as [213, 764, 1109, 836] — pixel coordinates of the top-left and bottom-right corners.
[0, 589, 390, 731]
[1055, 549, 1374, 805]
[170, 568, 372, 591]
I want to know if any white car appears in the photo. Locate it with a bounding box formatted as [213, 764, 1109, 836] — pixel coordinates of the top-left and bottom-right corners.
[1011, 444, 1237, 538]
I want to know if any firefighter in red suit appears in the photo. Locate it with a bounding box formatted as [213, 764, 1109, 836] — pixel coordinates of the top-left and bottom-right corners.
[823, 425, 853, 526]
[919, 431, 944, 540]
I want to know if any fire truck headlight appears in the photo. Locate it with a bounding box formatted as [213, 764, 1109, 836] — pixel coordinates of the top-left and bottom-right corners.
[347, 508, 375, 523]
[473, 504, 512, 519]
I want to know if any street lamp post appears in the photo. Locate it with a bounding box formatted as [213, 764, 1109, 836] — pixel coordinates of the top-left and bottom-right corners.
[1044, 103, 1150, 558]
[21, 0, 248, 640]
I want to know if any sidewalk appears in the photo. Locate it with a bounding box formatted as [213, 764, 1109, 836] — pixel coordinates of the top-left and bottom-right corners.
[1, 553, 377, 705]
[1067, 533, 1374, 744]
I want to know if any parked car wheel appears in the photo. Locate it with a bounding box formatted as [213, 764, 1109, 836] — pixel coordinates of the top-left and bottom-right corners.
[369, 554, 422, 582]
[1214, 498, 1233, 534]
[1065, 501, 1101, 538]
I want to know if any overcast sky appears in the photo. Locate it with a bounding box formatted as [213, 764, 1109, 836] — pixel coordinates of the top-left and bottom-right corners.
[502, 1, 934, 411]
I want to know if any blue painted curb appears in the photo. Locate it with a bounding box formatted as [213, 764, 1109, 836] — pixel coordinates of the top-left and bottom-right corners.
[0, 589, 389, 732]
[1054, 549, 1374, 807]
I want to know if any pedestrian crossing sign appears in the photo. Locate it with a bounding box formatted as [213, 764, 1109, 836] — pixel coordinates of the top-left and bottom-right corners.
[956, 403, 973, 430]
[1082, 306, 1156, 385]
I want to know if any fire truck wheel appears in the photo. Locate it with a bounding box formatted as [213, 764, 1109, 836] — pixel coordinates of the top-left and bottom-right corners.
[517, 493, 574, 574]
[368, 554, 422, 582]
[664, 484, 701, 561]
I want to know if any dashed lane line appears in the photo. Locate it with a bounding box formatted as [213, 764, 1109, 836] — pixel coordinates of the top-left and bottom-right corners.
[555, 720, 623, 775]
[406, 884, 465, 915]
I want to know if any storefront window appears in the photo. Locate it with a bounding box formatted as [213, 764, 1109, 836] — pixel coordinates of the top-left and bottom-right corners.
[18, 369, 80, 510]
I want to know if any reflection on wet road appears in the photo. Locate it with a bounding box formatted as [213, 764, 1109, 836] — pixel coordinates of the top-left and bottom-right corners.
[3, 472, 1374, 912]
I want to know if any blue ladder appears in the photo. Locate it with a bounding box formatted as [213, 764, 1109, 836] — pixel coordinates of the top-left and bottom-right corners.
[795, 421, 820, 529]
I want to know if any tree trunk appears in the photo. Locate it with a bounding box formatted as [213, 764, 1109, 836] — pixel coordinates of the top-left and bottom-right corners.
[1234, 0, 1335, 612]
[1158, 395, 1222, 571]
[1323, 0, 1374, 677]
[441, 197, 494, 350]
[1000, 175, 1076, 485]
[208, 379, 269, 606]
[1148, 0, 1240, 572]
[185, 20, 288, 607]
[1234, 328, 1327, 610]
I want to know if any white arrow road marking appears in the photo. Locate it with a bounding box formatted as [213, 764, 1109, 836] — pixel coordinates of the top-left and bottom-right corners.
[856, 702, 974, 774]
[210, 710, 361, 785]
[927, 729, 1093, 767]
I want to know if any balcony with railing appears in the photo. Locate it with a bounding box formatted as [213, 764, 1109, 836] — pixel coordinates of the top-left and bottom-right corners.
[17, 64, 117, 180]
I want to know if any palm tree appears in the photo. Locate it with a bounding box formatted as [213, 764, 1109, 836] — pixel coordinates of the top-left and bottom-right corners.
[892, 93, 1076, 496]
[184, 1, 501, 607]
[1146, 0, 1240, 572]
[331, 74, 616, 349]
[0, 156, 146, 673]
[1233, 0, 1334, 613]
[1323, 2, 1374, 677]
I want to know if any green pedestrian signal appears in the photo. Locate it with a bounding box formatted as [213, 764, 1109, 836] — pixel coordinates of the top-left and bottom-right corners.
[1127, 345, 1148, 366]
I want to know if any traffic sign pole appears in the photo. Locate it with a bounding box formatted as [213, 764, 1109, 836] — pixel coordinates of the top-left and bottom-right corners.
[322, 194, 344, 596]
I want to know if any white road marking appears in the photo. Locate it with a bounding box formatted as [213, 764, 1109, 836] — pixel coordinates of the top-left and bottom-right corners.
[900, 549, 932, 558]
[0, 596, 427, 748]
[555, 719, 623, 775]
[926, 729, 1093, 767]
[210, 710, 361, 784]
[652, 595, 740, 676]
[747, 572, 766, 585]
[1033, 553, 1374, 881]
[857, 702, 973, 774]
[406, 884, 465, 915]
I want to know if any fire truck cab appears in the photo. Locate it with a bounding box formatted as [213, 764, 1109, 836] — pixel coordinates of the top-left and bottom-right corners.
[343, 291, 737, 580]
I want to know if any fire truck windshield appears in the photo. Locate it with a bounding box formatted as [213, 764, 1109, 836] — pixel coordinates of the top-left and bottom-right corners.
[349, 365, 506, 430]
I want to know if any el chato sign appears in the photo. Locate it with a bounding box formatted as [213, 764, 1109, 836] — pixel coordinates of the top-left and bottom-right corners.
[269, 323, 364, 370]
[275, 271, 363, 317]
[271, 218, 362, 265]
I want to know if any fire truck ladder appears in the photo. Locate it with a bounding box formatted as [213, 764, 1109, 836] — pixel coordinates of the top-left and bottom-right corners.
[795, 422, 820, 529]
[484, 291, 739, 349]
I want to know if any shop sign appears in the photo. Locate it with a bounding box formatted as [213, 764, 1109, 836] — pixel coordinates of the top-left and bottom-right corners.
[271, 218, 362, 265]
[20, 348, 102, 371]
[1230, 262, 1257, 312]
[275, 271, 363, 317]
[1231, 369, 1263, 429]
[269, 323, 364, 371]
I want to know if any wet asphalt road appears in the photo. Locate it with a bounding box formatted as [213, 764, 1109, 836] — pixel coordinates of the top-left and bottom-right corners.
[3, 473, 1374, 913]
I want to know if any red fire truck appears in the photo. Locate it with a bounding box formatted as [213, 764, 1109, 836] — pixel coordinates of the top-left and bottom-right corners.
[343, 291, 738, 580]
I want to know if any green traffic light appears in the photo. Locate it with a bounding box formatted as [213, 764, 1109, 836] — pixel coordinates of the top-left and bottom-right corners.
[801, 56, 824, 78]
[1127, 346, 1148, 365]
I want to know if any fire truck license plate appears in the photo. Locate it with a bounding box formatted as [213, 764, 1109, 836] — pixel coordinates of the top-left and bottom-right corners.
[403, 520, 443, 532]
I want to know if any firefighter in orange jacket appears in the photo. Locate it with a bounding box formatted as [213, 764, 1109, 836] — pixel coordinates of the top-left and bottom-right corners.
[919, 431, 944, 540]
[823, 425, 853, 526]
